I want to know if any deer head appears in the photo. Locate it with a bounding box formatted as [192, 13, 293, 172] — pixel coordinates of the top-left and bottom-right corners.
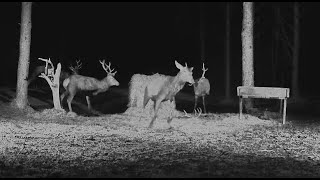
[69, 59, 82, 74]
[175, 60, 195, 85]
[99, 60, 119, 86]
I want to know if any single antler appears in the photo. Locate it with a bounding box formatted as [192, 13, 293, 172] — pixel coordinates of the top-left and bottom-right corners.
[69, 59, 82, 74]
[194, 107, 202, 117]
[182, 108, 202, 118]
[99, 60, 117, 76]
[201, 63, 208, 79]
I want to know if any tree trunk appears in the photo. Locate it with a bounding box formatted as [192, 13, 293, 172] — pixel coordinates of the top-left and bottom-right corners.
[39, 63, 63, 110]
[14, 2, 32, 109]
[272, 4, 280, 87]
[292, 2, 300, 99]
[242, 2, 254, 109]
[199, 3, 205, 63]
[225, 2, 231, 101]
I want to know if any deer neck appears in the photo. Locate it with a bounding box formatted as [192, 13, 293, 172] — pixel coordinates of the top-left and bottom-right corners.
[169, 73, 186, 93]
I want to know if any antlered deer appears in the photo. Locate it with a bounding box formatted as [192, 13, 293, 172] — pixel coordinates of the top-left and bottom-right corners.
[143, 60, 194, 128]
[193, 63, 210, 114]
[60, 60, 119, 113]
[28, 59, 82, 87]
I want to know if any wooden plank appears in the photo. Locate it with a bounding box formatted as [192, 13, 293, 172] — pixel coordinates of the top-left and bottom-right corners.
[237, 86, 290, 99]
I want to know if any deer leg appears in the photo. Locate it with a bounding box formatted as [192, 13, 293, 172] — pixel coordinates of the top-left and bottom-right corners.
[67, 94, 75, 112]
[86, 96, 92, 110]
[202, 96, 207, 114]
[194, 95, 198, 113]
[149, 100, 161, 128]
[167, 99, 176, 128]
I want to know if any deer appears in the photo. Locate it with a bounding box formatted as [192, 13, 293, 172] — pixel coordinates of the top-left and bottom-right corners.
[28, 59, 82, 88]
[143, 60, 195, 128]
[193, 63, 210, 114]
[60, 60, 119, 113]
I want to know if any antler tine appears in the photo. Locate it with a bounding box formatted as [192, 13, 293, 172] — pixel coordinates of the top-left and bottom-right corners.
[183, 110, 191, 118]
[195, 108, 202, 118]
[105, 61, 115, 73]
[76, 59, 82, 69]
[201, 63, 208, 78]
[202, 63, 208, 72]
[99, 59, 108, 72]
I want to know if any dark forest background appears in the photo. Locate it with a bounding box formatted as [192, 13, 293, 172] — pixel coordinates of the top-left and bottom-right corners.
[0, 2, 319, 99]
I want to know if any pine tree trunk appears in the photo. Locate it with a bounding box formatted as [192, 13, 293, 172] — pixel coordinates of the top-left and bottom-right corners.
[272, 4, 280, 87]
[199, 3, 205, 62]
[292, 2, 300, 99]
[242, 2, 254, 109]
[225, 2, 231, 101]
[14, 2, 32, 109]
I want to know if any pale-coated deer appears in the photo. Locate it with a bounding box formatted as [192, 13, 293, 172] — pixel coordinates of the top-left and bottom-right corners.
[143, 60, 195, 128]
[193, 63, 210, 114]
[60, 60, 119, 113]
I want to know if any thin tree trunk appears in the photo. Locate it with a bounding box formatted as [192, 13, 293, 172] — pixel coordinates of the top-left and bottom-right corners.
[225, 2, 231, 100]
[292, 2, 300, 98]
[199, 3, 205, 62]
[242, 2, 254, 109]
[14, 2, 32, 109]
[272, 4, 280, 87]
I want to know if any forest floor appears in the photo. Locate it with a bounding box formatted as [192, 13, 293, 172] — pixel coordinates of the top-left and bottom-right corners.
[1, 86, 320, 178]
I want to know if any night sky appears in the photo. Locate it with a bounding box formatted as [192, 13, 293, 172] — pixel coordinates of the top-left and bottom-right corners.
[1, 2, 320, 98]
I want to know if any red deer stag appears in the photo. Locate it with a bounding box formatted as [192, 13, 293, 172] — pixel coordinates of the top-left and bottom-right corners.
[143, 60, 194, 128]
[60, 60, 119, 113]
[28, 59, 82, 87]
[193, 63, 210, 114]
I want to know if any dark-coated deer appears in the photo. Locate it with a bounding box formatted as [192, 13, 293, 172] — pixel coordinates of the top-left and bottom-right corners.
[193, 63, 210, 114]
[60, 60, 119, 113]
[143, 60, 194, 128]
[28, 59, 82, 87]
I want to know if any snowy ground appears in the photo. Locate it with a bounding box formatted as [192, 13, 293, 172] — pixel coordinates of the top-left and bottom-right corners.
[1, 87, 320, 177]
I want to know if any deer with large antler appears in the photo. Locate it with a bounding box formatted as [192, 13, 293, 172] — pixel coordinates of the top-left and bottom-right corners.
[60, 60, 119, 113]
[28, 59, 83, 88]
[193, 63, 210, 114]
[143, 60, 195, 128]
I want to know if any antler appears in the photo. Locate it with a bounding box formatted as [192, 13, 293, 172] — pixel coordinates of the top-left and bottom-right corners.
[69, 59, 82, 74]
[194, 107, 202, 118]
[201, 63, 208, 79]
[182, 108, 202, 118]
[99, 60, 117, 76]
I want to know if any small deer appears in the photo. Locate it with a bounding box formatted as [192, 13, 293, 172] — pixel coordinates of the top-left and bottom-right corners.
[143, 60, 194, 128]
[193, 63, 210, 114]
[60, 60, 119, 113]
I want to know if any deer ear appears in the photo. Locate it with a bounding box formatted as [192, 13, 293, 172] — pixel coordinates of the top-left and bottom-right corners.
[175, 60, 183, 70]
